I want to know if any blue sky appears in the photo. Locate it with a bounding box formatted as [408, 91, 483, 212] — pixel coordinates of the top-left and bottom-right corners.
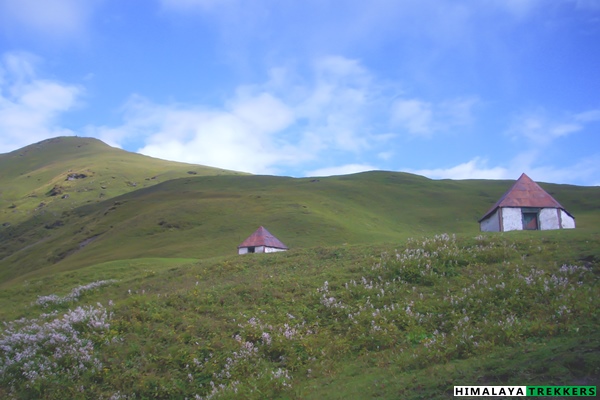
[1, 0, 599, 185]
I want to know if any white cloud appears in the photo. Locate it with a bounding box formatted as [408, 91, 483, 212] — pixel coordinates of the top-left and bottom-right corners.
[0, 0, 101, 42]
[377, 151, 394, 161]
[408, 157, 509, 180]
[492, 0, 543, 18]
[391, 96, 478, 137]
[159, 0, 230, 10]
[575, 109, 600, 122]
[441, 97, 479, 126]
[391, 99, 433, 136]
[572, 0, 600, 10]
[229, 90, 294, 134]
[508, 108, 599, 146]
[407, 149, 600, 185]
[295, 56, 375, 152]
[427, 107, 600, 184]
[306, 164, 378, 177]
[86, 55, 396, 174]
[87, 91, 305, 174]
[517, 154, 600, 185]
[155, 0, 563, 63]
[0, 52, 82, 153]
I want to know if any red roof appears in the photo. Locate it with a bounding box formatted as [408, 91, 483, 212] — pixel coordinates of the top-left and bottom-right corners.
[479, 173, 571, 221]
[238, 226, 288, 249]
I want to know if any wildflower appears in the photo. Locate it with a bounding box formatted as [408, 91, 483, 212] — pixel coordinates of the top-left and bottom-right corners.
[282, 324, 296, 339]
[261, 332, 272, 345]
[0, 303, 112, 385]
[35, 280, 117, 307]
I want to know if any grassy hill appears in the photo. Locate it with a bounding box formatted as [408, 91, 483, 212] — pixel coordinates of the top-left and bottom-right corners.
[1, 164, 599, 285]
[0, 136, 245, 227]
[1, 137, 599, 399]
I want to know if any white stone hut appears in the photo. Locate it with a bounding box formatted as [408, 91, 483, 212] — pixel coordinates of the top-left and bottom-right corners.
[479, 173, 575, 232]
[237, 226, 289, 254]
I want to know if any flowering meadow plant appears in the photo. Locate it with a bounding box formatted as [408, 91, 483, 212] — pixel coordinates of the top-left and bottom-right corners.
[0, 303, 113, 397]
[35, 280, 117, 307]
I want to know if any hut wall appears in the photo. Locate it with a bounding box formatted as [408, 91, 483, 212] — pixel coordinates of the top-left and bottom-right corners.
[539, 208, 560, 230]
[480, 209, 500, 232]
[502, 207, 523, 232]
[265, 247, 287, 253]
[239, 246, 287, 254]
[560, 210, 576, 229]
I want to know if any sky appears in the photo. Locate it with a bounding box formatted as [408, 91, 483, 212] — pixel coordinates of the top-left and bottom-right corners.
[0, 0, 599, 185]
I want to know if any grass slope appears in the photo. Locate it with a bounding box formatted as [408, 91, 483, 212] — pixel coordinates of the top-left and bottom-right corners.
[1, 169, 599, 286]
[0, 232, 598, 399]
[0, 136, 245, 227]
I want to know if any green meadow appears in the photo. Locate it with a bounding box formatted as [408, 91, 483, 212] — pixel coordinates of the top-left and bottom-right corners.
[1, 137, 599, 399]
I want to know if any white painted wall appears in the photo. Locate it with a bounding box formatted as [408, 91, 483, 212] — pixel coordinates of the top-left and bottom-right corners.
[502, 207, 523, 232]
[539, 208, 560, 230]
[239, 246, 287, 254]
[481, 207, 575, 232]
[480, 209, 500, 232]
[265, 247, 287, 253]
[560, 210, 576, 229]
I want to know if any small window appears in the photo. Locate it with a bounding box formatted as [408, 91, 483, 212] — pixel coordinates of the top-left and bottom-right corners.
[522, 212, 538, 230]
[247, 246, 255, 253]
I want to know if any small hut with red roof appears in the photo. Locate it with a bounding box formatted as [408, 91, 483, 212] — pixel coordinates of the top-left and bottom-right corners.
[237, 226, 289, 254]
[479, 173, 575, 232]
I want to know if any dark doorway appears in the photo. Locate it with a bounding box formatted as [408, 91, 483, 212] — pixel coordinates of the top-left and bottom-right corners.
[522, 212, 538, 230]
[247, 246, 255, 253]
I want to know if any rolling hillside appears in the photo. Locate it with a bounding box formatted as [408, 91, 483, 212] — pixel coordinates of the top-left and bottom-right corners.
[1, 137, 600, 286]
[0, 136, 246, 227]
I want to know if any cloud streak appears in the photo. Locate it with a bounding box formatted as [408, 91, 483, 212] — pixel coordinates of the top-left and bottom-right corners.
[408, 158, 509, 180]
[0, 52, 82, 153]
[123, 93, 303, 174]
[0, 0, 101, 43]
[83, 55, 485, 175]
[408, 105, 600, 185]
[307, 164, 378, 177]
[391, 97, 478, 137]
[507, 108, 600, 146]
[86, 55, 403, 174]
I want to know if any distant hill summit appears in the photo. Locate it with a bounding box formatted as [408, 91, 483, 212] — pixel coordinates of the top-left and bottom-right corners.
[0, 136, 246, 226]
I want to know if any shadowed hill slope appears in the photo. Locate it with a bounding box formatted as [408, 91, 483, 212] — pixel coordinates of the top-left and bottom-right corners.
[2, 166, 599, 286]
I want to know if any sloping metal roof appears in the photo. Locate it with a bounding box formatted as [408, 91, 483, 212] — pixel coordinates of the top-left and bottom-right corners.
[479, 173, 572, 222]
[238, 226, 288, 249]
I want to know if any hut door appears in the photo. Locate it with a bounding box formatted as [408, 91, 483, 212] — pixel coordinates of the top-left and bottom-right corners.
[522, 212, 538, 230]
